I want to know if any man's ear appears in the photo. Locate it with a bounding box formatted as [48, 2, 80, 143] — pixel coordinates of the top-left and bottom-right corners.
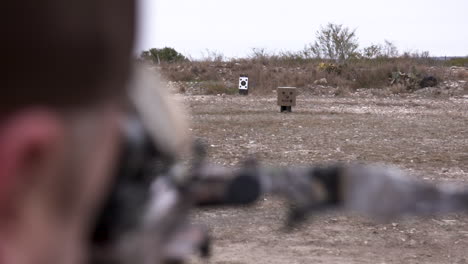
[0, 109, 63, 218]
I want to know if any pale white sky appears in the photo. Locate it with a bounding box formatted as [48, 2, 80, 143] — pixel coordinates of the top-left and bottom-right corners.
[136, 0, 468, 59]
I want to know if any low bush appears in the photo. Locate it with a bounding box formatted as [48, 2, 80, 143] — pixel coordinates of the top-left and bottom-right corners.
[202, 81, 237, 95]
[155, 54, 456, 95]
[446, 57, 468, 67]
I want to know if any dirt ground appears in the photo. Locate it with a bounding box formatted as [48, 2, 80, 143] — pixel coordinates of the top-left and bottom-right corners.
[180, 93, 468, 264]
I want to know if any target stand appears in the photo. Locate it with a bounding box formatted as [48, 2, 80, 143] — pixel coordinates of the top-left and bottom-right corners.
[239, 75, 249, 95]
[277, 87, 297, 112]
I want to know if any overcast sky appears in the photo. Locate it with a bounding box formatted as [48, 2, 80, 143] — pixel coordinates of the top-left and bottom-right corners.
[136, 0, 468, 59]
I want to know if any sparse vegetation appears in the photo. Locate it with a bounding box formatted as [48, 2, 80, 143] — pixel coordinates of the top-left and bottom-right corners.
[144, 24, 466, 96]
[157, 56, 457, 95]
[446, 56, 468, 67]
[202, 81, 237, 95]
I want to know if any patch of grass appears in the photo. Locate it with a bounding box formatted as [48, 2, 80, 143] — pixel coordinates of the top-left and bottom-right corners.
[446, 57, 468, 67]
[202, 81, 237, 95]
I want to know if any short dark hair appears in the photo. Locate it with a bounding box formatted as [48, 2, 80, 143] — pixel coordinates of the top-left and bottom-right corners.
[1, 0, 136, 114]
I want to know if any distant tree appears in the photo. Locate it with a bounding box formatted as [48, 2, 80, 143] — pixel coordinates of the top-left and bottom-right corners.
[249, 47, 269, 59]
[140, 47, 187, 63]
[362, 44, 383, 59]
[420, 51, 430, 59]
[202, 49, 225, 62]
[309, 23, 359, 62]
[249, 47, 271, 65]
[382, 40, 399, 58]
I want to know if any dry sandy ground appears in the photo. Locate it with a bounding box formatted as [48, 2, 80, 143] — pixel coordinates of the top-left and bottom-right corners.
[180, 94, 468, 264]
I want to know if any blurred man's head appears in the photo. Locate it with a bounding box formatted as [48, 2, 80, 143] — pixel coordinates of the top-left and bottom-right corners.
[0, 1, 135, 263]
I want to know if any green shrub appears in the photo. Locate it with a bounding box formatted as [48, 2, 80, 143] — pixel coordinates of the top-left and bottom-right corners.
[140, 47, 187, 63]
[446, 57, 468, 67]
[307, 23, 359, 63]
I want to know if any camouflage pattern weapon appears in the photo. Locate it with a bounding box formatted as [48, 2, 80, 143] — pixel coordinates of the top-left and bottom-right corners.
[92, 137, 468, 263]
[89, 68, 468, 264]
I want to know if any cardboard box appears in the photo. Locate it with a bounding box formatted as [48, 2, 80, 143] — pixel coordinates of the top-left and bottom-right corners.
[277, 87, 297, 106]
